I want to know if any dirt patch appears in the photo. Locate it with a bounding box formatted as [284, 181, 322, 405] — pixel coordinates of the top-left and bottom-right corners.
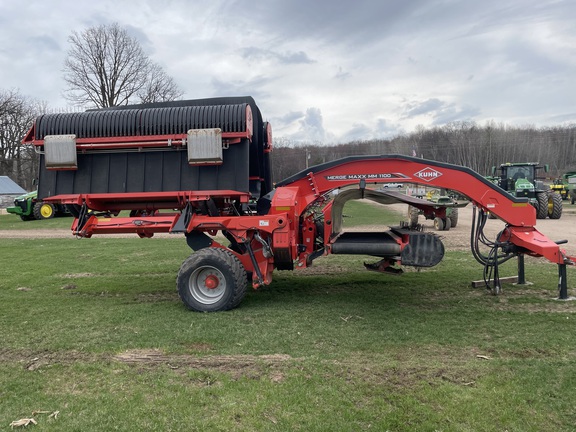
[0, 347, 294, 381]
[61, 272, 95, 279]
[0, 348, 102, 371]
[0, 229, 74, 239]
[114, 349, 294, 380]
[114, 349, 292, 365]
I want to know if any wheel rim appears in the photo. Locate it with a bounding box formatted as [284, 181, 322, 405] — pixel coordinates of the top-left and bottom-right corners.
[188, 266, 226, 305]
[40, 204, 53, 218]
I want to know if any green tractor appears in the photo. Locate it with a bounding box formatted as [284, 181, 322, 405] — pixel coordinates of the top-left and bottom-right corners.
[552, 171, 576, 204]
[490, 162, 562, 219]
[6, 190, 68, 221]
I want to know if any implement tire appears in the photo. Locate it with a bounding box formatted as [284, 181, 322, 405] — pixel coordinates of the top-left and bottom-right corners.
[549, 192, 563, 219]
[177, 248, 247, 312]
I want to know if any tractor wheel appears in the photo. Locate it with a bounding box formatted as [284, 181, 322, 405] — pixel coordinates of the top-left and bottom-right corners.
[408, 206, 419, 226]
[177, 248, 247, 312]
[548, 192, 563, 219]
[433, 217, 445, 231]
[33, 202, 55, 220]
[448, 208, 459, 228]
[536, 193, 548, 219]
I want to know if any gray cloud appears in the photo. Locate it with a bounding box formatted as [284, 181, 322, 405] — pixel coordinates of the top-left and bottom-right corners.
[431, 104, 482, 125]
[240, 47, 315, 65]
[286, 107, 329, 142]
[211, 76, 271, 101]
[222, 0, 431, 46]
[274, 111, 305, 126]
[26, 35, 61, 54]
[334, 67, 350, 81]
[403, 99, 445, 118]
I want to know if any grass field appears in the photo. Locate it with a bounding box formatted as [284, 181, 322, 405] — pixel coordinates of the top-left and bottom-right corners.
[1, 203, 575, 431]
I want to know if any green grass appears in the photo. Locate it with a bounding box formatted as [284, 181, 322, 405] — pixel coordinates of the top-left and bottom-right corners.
[1, 203, 576, 431]
[342, 199, 404, 227]
[0, 214, 74, 230]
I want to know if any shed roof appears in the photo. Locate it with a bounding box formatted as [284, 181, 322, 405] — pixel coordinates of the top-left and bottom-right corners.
[0, 176, 27, 194]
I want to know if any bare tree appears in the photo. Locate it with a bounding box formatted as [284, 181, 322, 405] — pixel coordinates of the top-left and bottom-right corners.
[63, 23, 182, 108]
[0, 89, 42, 189]
[138, 62, 182, 104]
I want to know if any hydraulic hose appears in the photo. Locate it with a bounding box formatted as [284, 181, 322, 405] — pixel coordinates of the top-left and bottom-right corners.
[470, 206, 516, 293]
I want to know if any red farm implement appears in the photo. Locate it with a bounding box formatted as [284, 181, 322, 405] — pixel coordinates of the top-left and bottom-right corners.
[23, 97, 576, 311]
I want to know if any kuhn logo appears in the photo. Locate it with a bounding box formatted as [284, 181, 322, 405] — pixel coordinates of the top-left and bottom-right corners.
[414, 167, 442, 182]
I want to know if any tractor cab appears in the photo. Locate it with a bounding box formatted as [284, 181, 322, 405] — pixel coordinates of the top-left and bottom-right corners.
[492, 162, 547, 198]
[490, 162, 561, 219]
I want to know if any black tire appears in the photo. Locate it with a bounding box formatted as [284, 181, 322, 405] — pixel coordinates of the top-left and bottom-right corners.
[433, 217, 444, 231]
[536, 193, 548, 219]
[33, 202, 55, 220]
[443, 217, 451, 231]
[19, 214, 34, 221]
[177, 248, 247, 312]
[549, 192, 563, 219]
[448, 208, 458, 228]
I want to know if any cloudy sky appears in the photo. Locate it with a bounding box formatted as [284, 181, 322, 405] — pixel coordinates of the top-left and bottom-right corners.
[1, 0, 575, 143]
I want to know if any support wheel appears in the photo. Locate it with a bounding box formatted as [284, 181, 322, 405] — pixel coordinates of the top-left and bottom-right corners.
[177, 248, 247, 312]
[548, 192, 562, 219]
[33, 202, 55, 220]
[536, 192, 548, 219]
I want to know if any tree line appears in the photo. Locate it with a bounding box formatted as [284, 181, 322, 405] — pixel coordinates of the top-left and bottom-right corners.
[0, 90, 42, 191]
[270, 122, 576, 183]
